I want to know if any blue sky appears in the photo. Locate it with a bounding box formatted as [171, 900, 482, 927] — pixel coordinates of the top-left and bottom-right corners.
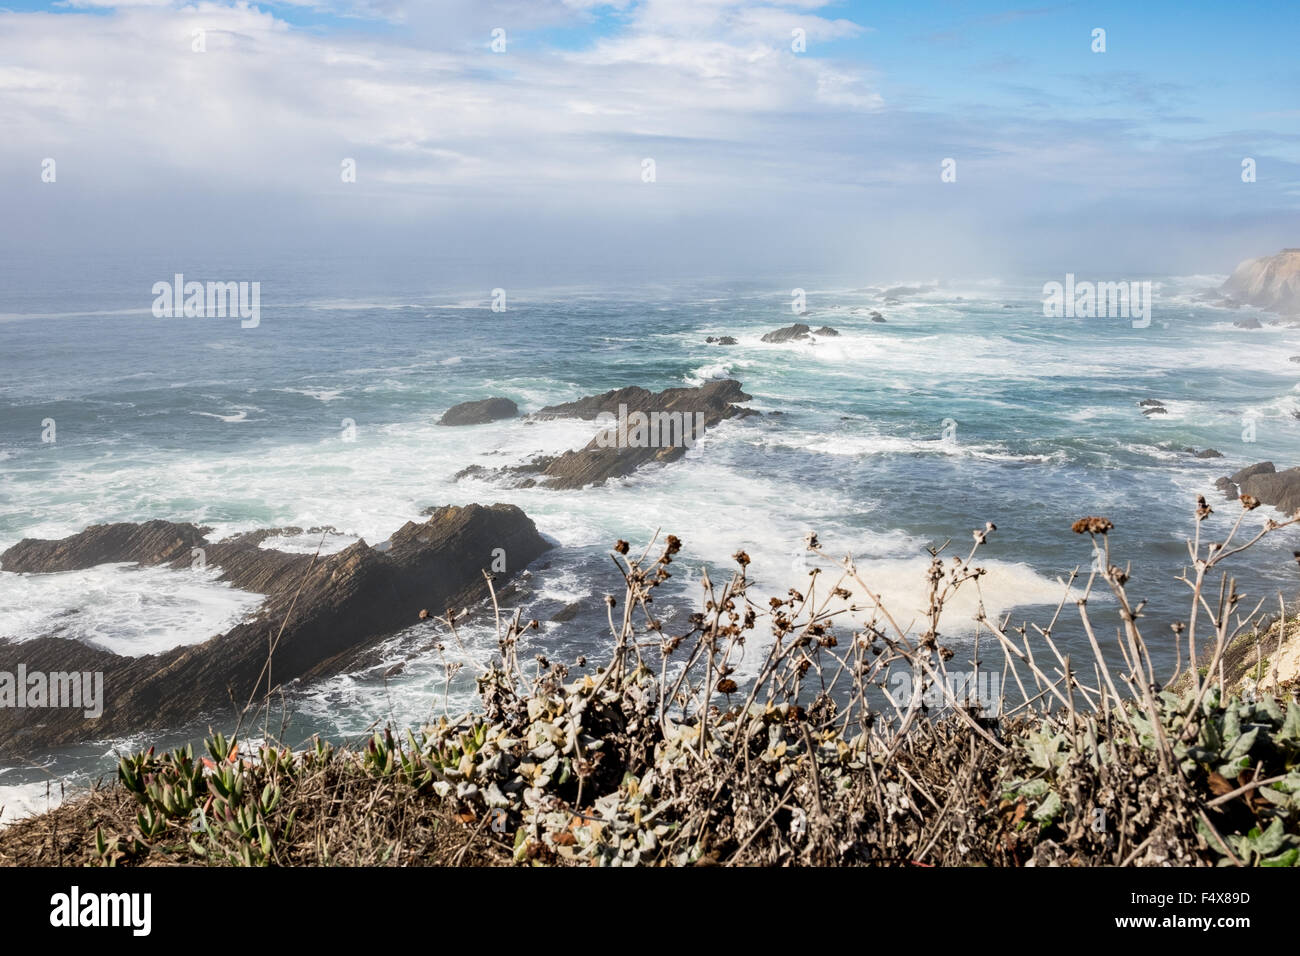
[0, 1, 1296, 280]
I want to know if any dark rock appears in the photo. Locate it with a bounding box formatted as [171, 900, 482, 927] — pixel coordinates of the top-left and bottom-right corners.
[760, 323, 811, 343]
[438, 397, 518, 426]
[1220, 461, 1300, 515]
[1194, 448, 1224, 459]
[1233, 317, 1263, 330]
[1215, 477, 1239, 500]
[1142, 406, 1168, 416]
[1137, 399, 1166, 408]
[1231, 461, 1275, 484]
[1289, 356, 1300, 363]
[0, 505, 551, 754]
[705, 336, 738, 345]
[0, 520, 208, 573]
[869, 311, 886, 322]
[517, 380, 754, 490]
[812, 326, 840, 337]
[1239, 467, 1300, 515]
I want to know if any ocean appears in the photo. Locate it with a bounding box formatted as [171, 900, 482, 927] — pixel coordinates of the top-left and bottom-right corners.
[2, 256, 1298, 821]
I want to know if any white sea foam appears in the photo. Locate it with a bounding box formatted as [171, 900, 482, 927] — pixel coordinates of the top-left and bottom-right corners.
[0, 564, 263, 655]
[805, 554, 1074, 639]
[684, 358, 754, 386]
[275, 387, 346, 403]
[258, 531, 359, 555]
[0, 778, 65, 827]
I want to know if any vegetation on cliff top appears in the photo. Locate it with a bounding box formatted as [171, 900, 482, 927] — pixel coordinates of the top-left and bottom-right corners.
[3, 497, 1300, 867]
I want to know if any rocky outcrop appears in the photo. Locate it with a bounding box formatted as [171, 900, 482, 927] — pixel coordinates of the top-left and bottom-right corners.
[761, 323, 811, 343]
[1233, 317, 1263, 330]
[0, 520, 206, 573]
[869, 311, 886, 322]
[1221, 249, 1300, 315]
[760, 323, 839, 343]
[495, 379, 756, 490]
[438, 397, 518, 426]
[1215, 462, 1300, 515]
[0, 505, 551, 754]
[705, 336, 737, 345]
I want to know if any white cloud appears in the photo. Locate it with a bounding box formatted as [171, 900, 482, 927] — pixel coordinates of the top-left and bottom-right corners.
[0, 0, 882, 198]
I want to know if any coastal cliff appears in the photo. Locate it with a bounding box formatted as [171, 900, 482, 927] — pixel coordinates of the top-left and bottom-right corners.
[1220, 248, 1300, 315]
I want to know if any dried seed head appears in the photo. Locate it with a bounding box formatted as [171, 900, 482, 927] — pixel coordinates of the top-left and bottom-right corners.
[613, 539, 630, 555]
[733, 549, 751, 567]
[1240, 494, 1260, 511]
[1071, 516, 1114, 535]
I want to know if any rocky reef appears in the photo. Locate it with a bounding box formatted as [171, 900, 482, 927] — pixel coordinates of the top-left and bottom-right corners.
[0, 505, 551, 754]
[457, 379, 755, 490]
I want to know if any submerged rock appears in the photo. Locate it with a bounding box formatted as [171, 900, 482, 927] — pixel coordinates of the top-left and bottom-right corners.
[439, 397, 518, 426]
[0, 505, 551, 754]
[1233, 317, 1263, 330]
[705, 336, 738, 345]
[812, 326, 840, 337]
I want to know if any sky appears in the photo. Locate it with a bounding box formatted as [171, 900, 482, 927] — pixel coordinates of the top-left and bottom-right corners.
[0, 0, 1297, 286]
